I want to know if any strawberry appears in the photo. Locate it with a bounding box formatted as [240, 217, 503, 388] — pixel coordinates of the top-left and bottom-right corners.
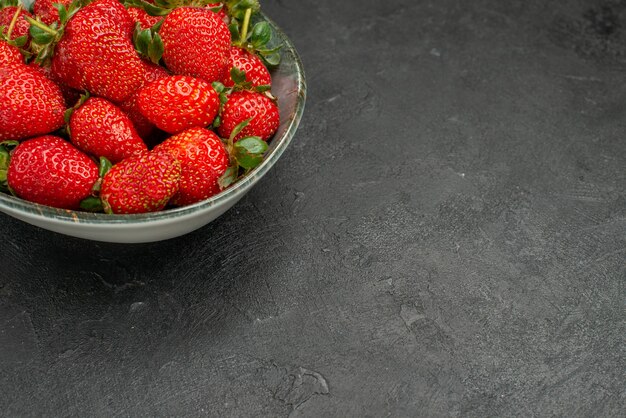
[100, 151, 181, 214]
[33, 0, 145, 102]
[221, 46, 271, 88]
[118, 60, 170, 139]
[27, 62, 81, 106]
[159, 7, 231, 82]
[69, 97, 148, 163]
[6, 135, 99, 209]
[0, 4, 31, 42]
[137, 75, 220, 134]
[153, 127, 229, 205]
[0, 39, 22, 66]
[218, 91, 279, 142]
[32, 0, 72, 25]
[126, 6, 162, 30]
[0, 64, 65, 141]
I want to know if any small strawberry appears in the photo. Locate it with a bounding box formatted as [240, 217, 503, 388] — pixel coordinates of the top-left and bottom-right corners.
[159, 7, 231, 82]
[0, 39, 22, 66]
[0, 3, 31, 42]
[32, 0, 72, 25]
[218, 91, 279, 142]
[0, 64, 66, 141]
[6, 135, 99, 209]
[153, 127, 229, 206]
[100, 151, 181, 214]
[118, 60, 170, 139]
[69, 97, 148, 163]
[126, 6, 162, 30]
[221, 46, 271, 88]
[137, 75, 220, 134]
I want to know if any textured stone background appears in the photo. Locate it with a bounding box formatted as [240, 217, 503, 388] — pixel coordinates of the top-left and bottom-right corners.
[1, 0, 625, 416]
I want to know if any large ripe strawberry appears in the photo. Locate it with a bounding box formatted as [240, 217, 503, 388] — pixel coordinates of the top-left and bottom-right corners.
[0, 39, 22, 66]
[137, 75, 220, 134]
[118, 60, 170, 139]
[41, 0, 144, 102]
[153, 127, 229, 206]
[69, 97, 147, 163]
[32, 0, 72, 25]
[100, 151, 181, 214]
[218, 91, 279, 142]
[159, 7, 231, 82]
[6, 135, 99, 209]
[0, 4, 32, 41]
[0, 64, 65, 141]
[221, 46, 271, 88]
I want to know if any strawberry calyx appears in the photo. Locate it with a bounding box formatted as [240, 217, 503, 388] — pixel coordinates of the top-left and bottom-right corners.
[217, 118, 268, 189]
[24, 0, 83, 64]
[78, 156, 111, 212]
[133, 19, 164, 64]
[228, 5, 280, 67]
[0, 140, 18, 193]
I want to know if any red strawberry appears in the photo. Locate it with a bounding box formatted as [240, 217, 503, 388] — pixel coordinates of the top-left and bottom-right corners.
[0, 39, 22, 66]
[32, 0, 72, 25]
[0, 64, 65, 141]
[119, 60, 170, 139]
[69, 97, 148, 163]
[126, 6, 162, 30]
[221, 47, 271, 88]
[49, 0, 144, 102]
[218, 91, 279, 142]
[0, 6, 31, 41]
[159, 7, 231, 82]
[100, 151, 181, 214]
[27, 62, 81, 106]
[7, 135, 99, 209]
[137, 75, 220, 134]
[153, 127, 229, 206]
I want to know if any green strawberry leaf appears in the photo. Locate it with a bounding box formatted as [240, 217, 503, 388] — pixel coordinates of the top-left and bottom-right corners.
[212, 81, 225, 93]
[147, 32, 164, 64]
[230, 67, 247, 84]
[134, 26, 151, 55]
[226, 0, 260, 20]
[259, 49, 281, 67]
[0, 141, 17, 193]
[250, 21, 271, 48]
[79, 196, 104, 212]
[229, 118, 252, 144]
[218, 166, 238, 190]
[233, 136, 267, 169]
[11, 34, 27, 47]
[212, 115, 221, 128]
[255, 84, 271, 93]
[228, 20, 240, 40]
[56, 4, 68, 25]
[29, 24, 55, 44]
[98, 156, 112, 178]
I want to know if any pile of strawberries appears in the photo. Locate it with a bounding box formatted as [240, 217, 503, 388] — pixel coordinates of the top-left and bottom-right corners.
[0, 0, 281, 214]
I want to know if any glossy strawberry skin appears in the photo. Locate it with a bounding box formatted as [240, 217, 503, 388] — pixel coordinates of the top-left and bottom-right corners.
[0, 65, 66, 141]
[160, 7, 231, 83]
[0, 6, 32, 41]
[33, 0, 73, 25]
[28, 62, 81, 107]
[153, 127, 229, 206]
[7, 135, 99, 209]
[0, 40, 23, 67]
[218, 91, 280, 142]
[100, 152, 181, 214]
[137, 75, 220, 134]
[221, 47, 271, 88]
[50, 0, 144, 103]
[69, 97, 148, 163]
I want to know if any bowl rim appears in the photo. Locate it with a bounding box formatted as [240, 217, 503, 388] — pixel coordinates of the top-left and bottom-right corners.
[0, 12, 306, 226]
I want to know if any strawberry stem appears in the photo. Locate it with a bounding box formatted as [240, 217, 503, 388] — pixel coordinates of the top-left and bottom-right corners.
[24, 16, 59, 36]
[6, 4, 22, 39]
[240, 8, 252, 44]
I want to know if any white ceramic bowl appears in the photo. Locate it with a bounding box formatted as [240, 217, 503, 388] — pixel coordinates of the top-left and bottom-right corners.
[0, 13, 306, 243]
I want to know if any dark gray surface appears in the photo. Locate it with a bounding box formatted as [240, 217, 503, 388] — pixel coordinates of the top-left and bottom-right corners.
[1, 0, 625, 416]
